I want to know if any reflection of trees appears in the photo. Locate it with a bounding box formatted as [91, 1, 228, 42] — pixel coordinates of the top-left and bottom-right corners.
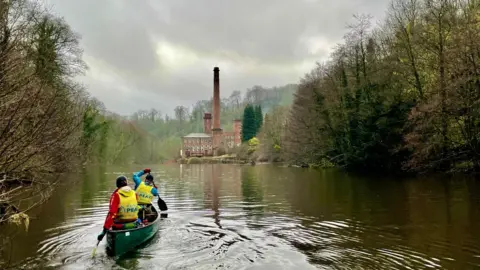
[349, 174, 410, 228]
[0, 171, 86, 267]
[269, 168, 412, 228]
[179, 164, 183, 180]
[268, 167, 480, 269]
[163, 164, 191, 201]
[152, 164, 206, 208]
[240, 167, 264, 218]
[401, 177, 474, 268]
[241, 168, 263, 203]
[79, 165, 110, 208]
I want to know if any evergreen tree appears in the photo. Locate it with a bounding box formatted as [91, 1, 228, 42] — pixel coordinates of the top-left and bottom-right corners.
[254, 105, 263, 133]
[241, 104, 256, 142]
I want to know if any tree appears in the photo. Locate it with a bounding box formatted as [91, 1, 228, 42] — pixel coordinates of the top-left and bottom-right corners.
[254, 105, 263, 133]
[0, 0, 101, 255]
[244, 85, 267, 105]
[259, 105, 289, 161]
[228, 90, 242, 109]
[174, 106, 189, 122]
[284, 67, 328, 166]
[81, 103, 108, 159]
[241, 104, 256, 142]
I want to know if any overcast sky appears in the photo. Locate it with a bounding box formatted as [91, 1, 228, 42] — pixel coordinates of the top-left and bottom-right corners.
[43, 0, 389, 116]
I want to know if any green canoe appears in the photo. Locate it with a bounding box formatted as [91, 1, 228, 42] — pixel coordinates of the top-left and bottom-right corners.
[106, 203, 161, 256]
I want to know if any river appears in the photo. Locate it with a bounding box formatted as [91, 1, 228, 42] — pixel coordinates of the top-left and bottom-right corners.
[1, 164, 480, 269]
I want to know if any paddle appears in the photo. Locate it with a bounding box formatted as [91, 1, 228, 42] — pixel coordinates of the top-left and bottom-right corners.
[92, 228, 108, 258]
[149, 173, 168, 211]
[157, 197, 168, 211]
[91, 240, 100, 257]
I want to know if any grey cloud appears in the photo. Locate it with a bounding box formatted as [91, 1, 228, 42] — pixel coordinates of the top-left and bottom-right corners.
[157, 0, 389, 63]
[161, 0, 342, 62]
[45, 0, 389, 115]
[47, 0, 159, 75]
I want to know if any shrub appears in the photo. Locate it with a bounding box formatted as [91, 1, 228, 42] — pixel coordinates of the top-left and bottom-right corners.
[187, 157, 202, 164]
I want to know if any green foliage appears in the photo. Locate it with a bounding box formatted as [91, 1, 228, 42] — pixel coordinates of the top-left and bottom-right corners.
[248, 137, 259, 147]
[254, 105, 263, 133]
[7, 213, 30, 232]
[187, 157, 202, 164]
[247, 137, 260, 154]
[81, 105, 109, 159]
[284, 2, 480, 173]
[242, 104, 257, 142]
[258, 105, 289, 162]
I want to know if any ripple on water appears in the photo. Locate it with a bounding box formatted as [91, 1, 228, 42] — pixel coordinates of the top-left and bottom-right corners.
[153, 214, 313, 270]
[13, 203, 478, 270]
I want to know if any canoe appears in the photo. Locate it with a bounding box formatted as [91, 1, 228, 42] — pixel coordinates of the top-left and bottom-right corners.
[106, 203, 161, 256]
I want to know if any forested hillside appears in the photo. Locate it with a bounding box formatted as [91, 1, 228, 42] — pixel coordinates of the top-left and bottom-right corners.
[115, 84, 297, 161]
[284, 0, 480, 173]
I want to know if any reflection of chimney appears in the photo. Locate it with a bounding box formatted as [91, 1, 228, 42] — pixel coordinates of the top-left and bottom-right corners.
[213, 67, 220, 130]
[203, 112, 212, 134]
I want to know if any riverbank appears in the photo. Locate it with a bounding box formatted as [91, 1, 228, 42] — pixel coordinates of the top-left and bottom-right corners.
[177, 154, 286, 166]
[177, 154, 250, 165]
[175, 154, 335, 168]
[176, 154, 340, 169]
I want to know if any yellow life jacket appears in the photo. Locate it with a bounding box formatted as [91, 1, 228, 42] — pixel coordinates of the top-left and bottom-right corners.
[136, 182, 154, 204]
[116, 187, 139, 221]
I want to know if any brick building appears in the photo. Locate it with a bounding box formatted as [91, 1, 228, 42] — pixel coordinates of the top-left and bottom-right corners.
[181, 67, 242, 157]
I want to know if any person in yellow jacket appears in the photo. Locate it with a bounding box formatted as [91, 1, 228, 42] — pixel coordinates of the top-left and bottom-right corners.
[97, 176, 141, 241]
[133, 168, 158, 219]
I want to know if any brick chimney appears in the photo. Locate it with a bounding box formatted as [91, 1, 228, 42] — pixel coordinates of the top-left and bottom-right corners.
[203, 112, 212, 134]
[213, 67, 220, 130]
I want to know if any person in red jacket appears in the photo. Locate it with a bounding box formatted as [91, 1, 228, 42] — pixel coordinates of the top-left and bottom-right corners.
[97, 175, 140, 241]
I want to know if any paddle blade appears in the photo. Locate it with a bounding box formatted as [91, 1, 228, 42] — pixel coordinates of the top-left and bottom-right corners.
[91, 240, 100, 258]
[158, 198, 168, 211]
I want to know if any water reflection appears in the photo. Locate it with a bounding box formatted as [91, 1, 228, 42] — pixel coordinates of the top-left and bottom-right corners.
[241, 167, 265, 221]
[204, 164, 221, 228]
[1, 164, 480, 269]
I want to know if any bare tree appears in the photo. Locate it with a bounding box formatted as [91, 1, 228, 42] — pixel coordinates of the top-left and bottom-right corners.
[0, 0, 95, 231]
[228, 90, 241, 109]
[174, 105, 189, 122]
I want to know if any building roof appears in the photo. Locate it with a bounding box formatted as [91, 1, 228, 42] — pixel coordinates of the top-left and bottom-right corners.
[182, 133, 212, 138]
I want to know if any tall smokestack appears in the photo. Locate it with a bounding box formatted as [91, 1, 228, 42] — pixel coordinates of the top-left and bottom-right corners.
[203, 112, 212, 134]
[213, 67, 220, 130]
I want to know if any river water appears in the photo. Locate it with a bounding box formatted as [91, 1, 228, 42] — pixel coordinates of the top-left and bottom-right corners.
[1, 164, 480, 269]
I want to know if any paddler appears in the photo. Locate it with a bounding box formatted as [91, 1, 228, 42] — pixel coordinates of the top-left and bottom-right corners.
[133, 168, 159, 219]
[97, 176, 141, 242]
